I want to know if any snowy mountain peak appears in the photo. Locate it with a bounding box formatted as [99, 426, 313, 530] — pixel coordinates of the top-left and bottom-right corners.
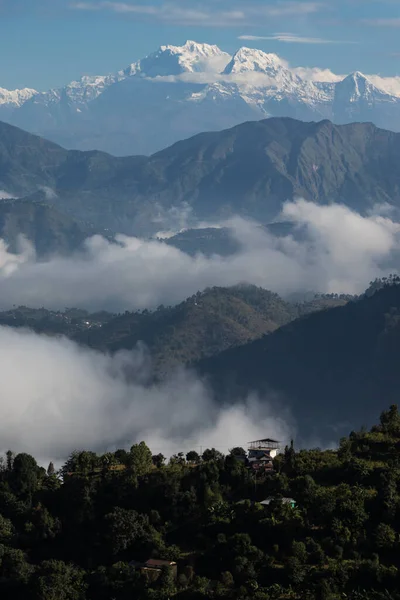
[123, 40, 230, 78]
[64, 74, 121, 104]
[0, 87, 37, 107]
[223, 47, 285, 75]
[351, 71, 367, 80]
[169, 40, 226, 59]
[335, 71, 383, 103]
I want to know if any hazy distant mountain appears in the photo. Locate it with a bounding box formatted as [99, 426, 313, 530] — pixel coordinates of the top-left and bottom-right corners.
[3, 117, 400, 239]
[0, 199, 97, 256]
[2, 116, 400, 242]
[2, 41, 400, 155]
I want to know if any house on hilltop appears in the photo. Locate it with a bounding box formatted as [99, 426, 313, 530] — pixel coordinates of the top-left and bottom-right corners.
[129, 558, 177, 581]
[247, 438, 280, 472]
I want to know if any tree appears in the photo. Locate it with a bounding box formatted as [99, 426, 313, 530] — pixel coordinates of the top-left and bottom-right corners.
[34, 559, 87, 600]
[0, 515, 14, 542]
[114, 449, 129, 465]
[170, 452, 186, 466]
[380, 405, 400, 436]
[6, 450, 14, 471]
[128, 442, 153, 476]
[61, 451, 98, 477]
[220, 571, 234, 588]
[202, 448, 224, 462]
[103, 507, 152, 557]
[32, 506, 61, 542]
[375, 523, 396, 549]
[186, 451, 200, 464]
[47, 462, 55, 477]
[12, 453, 40, 499]
[283, 440, 296, 474]
[152, 453, 165, 468]
[229, 447, 246, 457]
[0, 546, 34, 585]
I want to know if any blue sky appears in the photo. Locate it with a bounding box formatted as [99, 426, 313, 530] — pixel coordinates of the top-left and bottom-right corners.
[1, 0, 400, 90]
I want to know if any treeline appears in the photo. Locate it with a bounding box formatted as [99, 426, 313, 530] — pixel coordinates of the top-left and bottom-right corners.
[3, 408, 400, 599]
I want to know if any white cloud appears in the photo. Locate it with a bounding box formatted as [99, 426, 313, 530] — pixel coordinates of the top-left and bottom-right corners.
[0, 199, 399, 461]
[0, 326, 292, 461]
[282, 199, 400, 292]
[290, 66, 342, 82]
[238, 33, 351, 44]
[38, 186, 58, 200]
[0, 190, 16, 200]
[0, 200, 398, 312]
[69, 1, 324, 26]
[365, 74, 400, 97]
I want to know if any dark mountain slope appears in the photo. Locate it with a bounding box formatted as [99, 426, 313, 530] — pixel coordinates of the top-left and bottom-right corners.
[197, 283, 400, 441]
[0, 285, 345, 376]
[0, 199, 99, 256]
[76, 285, 301, 375]
[2, 118, 400, 237]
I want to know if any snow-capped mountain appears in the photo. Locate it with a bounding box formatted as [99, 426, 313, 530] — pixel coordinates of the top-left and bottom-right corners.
[0, 87, 37, 120]
[3, 40, 400, 155]
[333, 71, 400, 127]
[0, 87, 37, 107]
[122, 40, 230, 77]
[223, 47, 285, 75]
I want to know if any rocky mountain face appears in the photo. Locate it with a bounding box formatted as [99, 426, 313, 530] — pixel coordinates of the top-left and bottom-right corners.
[2, 41, 400, 155]
[2, 117, 400, 243]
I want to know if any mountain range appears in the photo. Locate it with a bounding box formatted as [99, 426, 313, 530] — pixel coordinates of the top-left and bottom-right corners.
[3, 41, 400, 156]
[3, 116, 400, 250]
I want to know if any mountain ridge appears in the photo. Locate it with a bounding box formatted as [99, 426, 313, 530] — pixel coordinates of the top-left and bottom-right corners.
[3, 116, 400, 238]
[3, 40, 400, 155]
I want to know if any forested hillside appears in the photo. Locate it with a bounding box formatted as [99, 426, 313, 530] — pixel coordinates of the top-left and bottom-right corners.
[0, 285, 346, 375]
[198, 279, 400, 440]
[2, 406, 400, 599]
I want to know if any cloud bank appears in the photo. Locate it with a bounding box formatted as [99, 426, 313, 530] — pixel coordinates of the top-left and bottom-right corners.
[69, 1, 323, 26]
[0, 200, 398, 312]
[238, 33, 353, 45]
[0, 326, 292, 461]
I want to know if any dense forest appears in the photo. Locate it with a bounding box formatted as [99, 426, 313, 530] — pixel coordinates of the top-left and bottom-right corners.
[3, 406, 400, 599]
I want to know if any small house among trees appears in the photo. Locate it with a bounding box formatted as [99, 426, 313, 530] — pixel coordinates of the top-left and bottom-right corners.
[129, 558, 177, 581]
[247, 438, 280, 472]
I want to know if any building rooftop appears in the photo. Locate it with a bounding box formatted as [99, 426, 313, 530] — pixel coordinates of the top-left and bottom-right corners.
[145, 559, 177, 568]
[259, 497, 296, 506]
[248, 438, 280, 444]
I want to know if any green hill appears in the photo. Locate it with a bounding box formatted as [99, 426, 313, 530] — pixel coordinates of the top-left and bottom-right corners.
[76, 285, 302, 375]
[4, 403, 400, 599]
[0, 285, 347, 376]
[198, 282, 400, 441]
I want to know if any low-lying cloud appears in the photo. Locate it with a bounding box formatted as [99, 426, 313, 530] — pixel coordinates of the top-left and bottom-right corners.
[0, 326, 292, 462]
[0, 199, 398, 312]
